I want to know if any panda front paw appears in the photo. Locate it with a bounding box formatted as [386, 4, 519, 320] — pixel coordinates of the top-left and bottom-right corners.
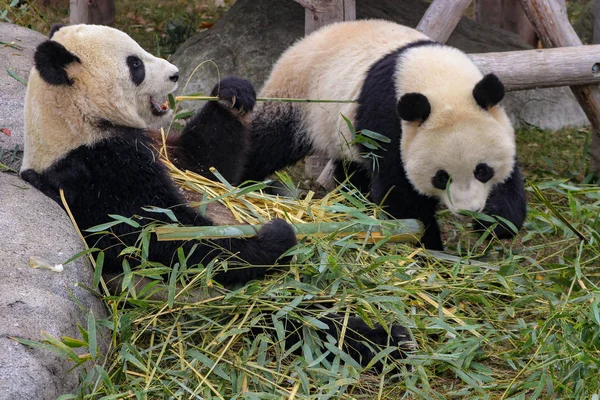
[346, 318, 413, 371]
[256, 219, 297, 261]
[211, 77, 256, 115]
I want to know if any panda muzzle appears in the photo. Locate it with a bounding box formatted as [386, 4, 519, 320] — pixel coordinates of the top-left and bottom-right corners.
[150, 97, 170, 116]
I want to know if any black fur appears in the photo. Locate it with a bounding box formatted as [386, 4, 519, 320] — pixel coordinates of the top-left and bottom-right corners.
[49, 24, 66, 39]
[277, 314, 412, 372]
[473, 73, 505, 110]
[34, 40, 81, 86]
[126, 55, 145, 86]
[173, 77, 257, 185]
[241, 102, 311, 181]
[240, 41, 526, 250]
[397, 93, 431, 123]
[21, 129, 296, 287]
[474, 160, 527, 238]
[23, 90, 409, 370]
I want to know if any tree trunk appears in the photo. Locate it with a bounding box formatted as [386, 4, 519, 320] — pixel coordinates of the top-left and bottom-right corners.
[473, 0, 537, 47]
[70, 0, 115, 26]
[594, 0, 600, 44]
[416, 0, 472, 43]
[301, 0, 356, 188]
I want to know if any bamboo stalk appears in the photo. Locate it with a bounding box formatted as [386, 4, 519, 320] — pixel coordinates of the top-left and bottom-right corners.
[175, 95, 357, 103]
[154, 219, 423, 243]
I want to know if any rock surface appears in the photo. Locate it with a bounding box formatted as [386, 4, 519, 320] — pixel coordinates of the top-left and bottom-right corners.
[0, 23, 45, 171]
[0, 173, 107, 400]
[171, 0, 589, 130]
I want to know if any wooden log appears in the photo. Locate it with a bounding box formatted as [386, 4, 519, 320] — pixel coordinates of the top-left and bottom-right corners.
[70, 0, 115, 25]
[520, 0, 600, 175]
[594, 0, 600, 44]
[69, 0, 88, 25]
[470, 45, 600, 91]
[473, 0, 537, 47]
[292, 0, 337, 13]
[416, 0, 472, 43]
[302, 0, 355, 189]
[304, 0, 355, 34]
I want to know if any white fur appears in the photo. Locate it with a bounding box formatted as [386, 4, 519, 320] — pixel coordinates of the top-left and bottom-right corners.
[260, 19, 516, 215]
[260, 20, 428, 160]
[397, 47, 515, 214]
[21, 24, 179, 172]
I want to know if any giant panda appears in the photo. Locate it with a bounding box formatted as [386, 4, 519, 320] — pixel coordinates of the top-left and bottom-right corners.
[238, 20, 527, 250]
[20, 24, 411, 370]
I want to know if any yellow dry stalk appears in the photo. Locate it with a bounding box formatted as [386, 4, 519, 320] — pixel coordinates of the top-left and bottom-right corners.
[162, 156, 365, 226]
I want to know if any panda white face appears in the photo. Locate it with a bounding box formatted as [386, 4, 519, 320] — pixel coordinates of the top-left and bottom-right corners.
[395, 45, 516, 217]
[402, 114, 515, 216]
[46, 24, 180, 128]
[22, 24, 180, 172]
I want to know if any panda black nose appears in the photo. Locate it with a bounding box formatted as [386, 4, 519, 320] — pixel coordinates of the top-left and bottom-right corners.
[169, 72, 179, 83]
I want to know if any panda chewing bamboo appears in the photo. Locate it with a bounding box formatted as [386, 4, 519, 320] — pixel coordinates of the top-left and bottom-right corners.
[238, 20, 527, 249]
[20, 24, 412, 371]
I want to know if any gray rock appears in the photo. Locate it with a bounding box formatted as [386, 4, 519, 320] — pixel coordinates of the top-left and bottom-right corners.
[0, 172, 107, 400]
[0, 23, 45, 171]
[171, 0, 589, 130]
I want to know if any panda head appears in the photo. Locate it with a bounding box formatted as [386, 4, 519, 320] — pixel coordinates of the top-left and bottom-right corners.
[22, 24, 179, 171]
[398, 73, 516, 216]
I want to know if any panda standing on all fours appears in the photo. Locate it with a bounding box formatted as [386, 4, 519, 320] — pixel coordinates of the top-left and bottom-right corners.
[235, 19, 527, 250]
[20, 24, 413, 370]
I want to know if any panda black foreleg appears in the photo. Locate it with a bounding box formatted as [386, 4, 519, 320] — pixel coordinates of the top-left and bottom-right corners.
[474, 161, 527, 239]
[175, 77, 256, 185]
[371, 176, 444, 250]
[241, 102, 312, 182]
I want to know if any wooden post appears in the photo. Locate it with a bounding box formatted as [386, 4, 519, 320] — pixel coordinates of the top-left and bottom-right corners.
[594, 0, 600, 44]
[70, 0, 115, 26]
[520, 0, 600, 175]
[416, 0, 472, 43]
[473, 0, 537, 47]
[297, 0, 355, 189]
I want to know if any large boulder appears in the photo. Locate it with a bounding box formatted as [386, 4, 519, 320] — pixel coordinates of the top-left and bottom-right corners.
[171, 0, 589, 130]
[0, 23, 45, 171]
[0, 172, 107, 400]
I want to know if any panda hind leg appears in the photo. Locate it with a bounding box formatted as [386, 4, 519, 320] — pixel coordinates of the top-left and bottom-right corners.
[174, 77, 257, 185]
[475, 161, 527, 238]
[275, 314, 413, 371]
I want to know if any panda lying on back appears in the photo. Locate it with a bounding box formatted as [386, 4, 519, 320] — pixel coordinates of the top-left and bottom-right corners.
[20, 24, 411, 370]
[238, 20, 527, 249]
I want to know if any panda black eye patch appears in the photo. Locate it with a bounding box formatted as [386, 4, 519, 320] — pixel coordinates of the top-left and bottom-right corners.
[126, 55, 145, 86]
[432, 169, 450, 190]
[474, 163, 494, 183]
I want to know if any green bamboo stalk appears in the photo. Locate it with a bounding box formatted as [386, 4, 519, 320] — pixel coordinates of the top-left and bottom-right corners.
[175, 95, 357, 104]
[154, 219, 423, 243]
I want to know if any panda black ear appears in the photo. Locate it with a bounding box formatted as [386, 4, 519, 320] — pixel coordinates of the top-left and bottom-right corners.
[397, 93, 431, 123]
[473, 73, 505, 110]
[34, 40, 81, 86]
[48, 24, 66, 39]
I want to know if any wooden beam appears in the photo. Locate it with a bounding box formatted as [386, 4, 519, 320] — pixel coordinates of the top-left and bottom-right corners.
[520, 0, 600, 175]
[292, 0, 337, 13]
[70, 0, 115, 25]
[470, 45, 600, 91]
[416, 0, 472, 43]
[302, 0, 356, 189]
[304, 0, 355, 34]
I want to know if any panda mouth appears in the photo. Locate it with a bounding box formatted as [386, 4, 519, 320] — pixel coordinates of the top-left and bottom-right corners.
[150, 97, 170, 116]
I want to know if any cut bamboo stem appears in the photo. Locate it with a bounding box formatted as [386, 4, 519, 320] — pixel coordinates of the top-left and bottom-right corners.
[175, 95, 357, 103]
[154, 219, 423, 244]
